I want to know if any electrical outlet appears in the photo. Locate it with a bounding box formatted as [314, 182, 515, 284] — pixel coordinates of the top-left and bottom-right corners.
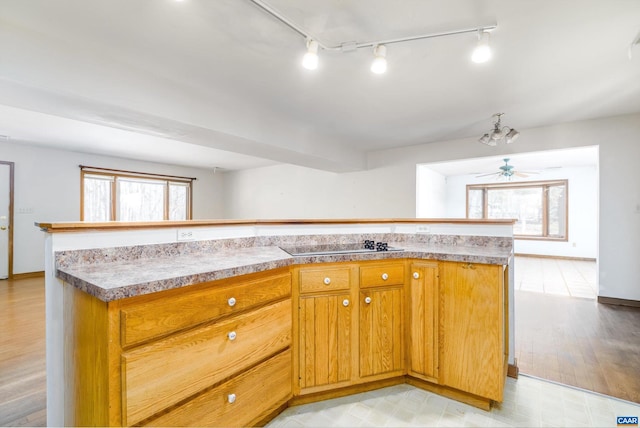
[177, 230, 194, 241]
[416, 225, 430, 234]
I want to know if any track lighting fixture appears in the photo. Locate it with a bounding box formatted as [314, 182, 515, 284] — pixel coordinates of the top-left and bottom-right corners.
[370, 45, 387, 74]
[478, 113, 520, 146]
[471, 30, 492, 63]
[302, 39, 319, 70]
[248, 0, 496, 74]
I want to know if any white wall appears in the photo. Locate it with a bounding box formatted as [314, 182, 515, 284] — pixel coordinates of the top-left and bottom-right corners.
[225, 113, 640, 301]
[221, 163, 415, 219]
[416, 167, 447, 218]
[1, 141, 225, 274]
[431, 165, 598, 259]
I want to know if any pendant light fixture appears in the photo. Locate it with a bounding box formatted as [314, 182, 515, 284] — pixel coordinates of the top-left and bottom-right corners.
[247, 0, 497, 74]
[471, 30, 492, 63]
[370, 45, 387, 74]
[302, 39, 319, 70]
[478, 113, 520, 146]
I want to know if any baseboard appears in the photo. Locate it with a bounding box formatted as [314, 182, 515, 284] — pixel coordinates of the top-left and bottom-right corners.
[597, 296, 640, 308]
[507, 361, 519, 379]
[291, 377, 405, 406]
[515, 253, 596, 262]
[12, 271, 45, 280]
[405, 377, 492, 411]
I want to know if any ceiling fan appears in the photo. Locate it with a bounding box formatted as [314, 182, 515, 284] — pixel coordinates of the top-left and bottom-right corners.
[476, 158, 537, 180]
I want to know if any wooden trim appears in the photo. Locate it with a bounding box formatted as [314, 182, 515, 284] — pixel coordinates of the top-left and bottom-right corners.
[35, 218, 517, 233]
[289, 376, 405, 406]
[597, 296, 640, 308]
[405, 376, 492, 411]
[507, 361, 519, 379]
[80, 165, 196, 182]
[12, 271, 45, 280]
[515, 253, 596, 262]
[1, 160, 14, 278]
[81, 169, 194, 222]
[466, 180, 568, 240]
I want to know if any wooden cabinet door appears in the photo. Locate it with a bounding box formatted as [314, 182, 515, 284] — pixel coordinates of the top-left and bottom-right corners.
[408, 261, 439, 382]
[298, 293, 352, 390]
[359, 286, 404, 378]
[440, 261, 505, 401]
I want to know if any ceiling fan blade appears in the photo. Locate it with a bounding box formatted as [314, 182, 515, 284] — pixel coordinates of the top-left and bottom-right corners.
[514, 172, 530, 177]
[475, 172, 500, 178]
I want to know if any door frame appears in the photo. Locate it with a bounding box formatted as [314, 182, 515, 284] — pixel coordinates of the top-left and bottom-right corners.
[1, 161, 14, 279]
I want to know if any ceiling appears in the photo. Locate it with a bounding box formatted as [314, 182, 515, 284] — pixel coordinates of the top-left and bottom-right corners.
[422, 146, 598, 176]
[1, 0, 639, 172]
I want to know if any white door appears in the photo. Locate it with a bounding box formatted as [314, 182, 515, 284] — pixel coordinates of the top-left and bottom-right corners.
[0, 164, 9, 279]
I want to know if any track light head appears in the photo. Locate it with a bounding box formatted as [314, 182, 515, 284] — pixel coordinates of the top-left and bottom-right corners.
[471, 30, 492, 63]
[302, 39, 319, 70]
[371, 45, 387, 74]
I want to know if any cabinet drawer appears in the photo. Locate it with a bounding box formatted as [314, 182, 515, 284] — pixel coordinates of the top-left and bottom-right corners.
[299, 267, 351, 293]
[360, 263, 405, 287]
[145, 349, 292, 427]
[120, 271, 291, 347]
[121, 299, 292, 426]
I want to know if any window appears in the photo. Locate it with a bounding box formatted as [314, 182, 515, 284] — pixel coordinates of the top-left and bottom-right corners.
[467, 180, 568, 240]
[81, 166, 193, 221]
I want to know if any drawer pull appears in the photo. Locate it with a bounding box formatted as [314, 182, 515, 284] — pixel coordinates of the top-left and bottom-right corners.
[227, 331, 237, 341]
[381, 273, 389, 280]
[364, 296, 372, 304]
[461, 263, 476, 270]
[227, 393, 236, 404]
[323, 277, 331, 285]
[342, 299, 350, 307]
[413, 272, 420, 279]
[227, 297, 237, 307]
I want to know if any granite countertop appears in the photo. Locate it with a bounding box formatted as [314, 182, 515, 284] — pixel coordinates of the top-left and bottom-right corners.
[56, 243, 512, 302]
[57, 246, 294, 302]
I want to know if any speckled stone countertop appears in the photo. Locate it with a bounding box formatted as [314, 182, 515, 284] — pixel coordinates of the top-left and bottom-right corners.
[57, 246, 294, 302]
[56, 235, 513, 302]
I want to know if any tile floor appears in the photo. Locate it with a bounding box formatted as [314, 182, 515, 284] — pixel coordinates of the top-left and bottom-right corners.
[267, 375, 640, 428]
[514, 257, 597, 299]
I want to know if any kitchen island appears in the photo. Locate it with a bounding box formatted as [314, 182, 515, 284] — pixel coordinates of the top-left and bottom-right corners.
[37, 219, 516, 427]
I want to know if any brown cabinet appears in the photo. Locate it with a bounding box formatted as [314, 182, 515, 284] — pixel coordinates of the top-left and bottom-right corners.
[295, 261, 406, 392]
[359, 286, 404, 378]
[298, 293, 353, 391]
[66, 257, 510, 425]
[439, 261, 506, 402]
[296, 263, 356, 393]
[64, 267, 293, 427]
[358, 262, 405, 378]
[408, 261, 439, 382]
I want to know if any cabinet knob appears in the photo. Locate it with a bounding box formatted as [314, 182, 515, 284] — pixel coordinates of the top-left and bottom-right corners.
[228, 393, 236, 404]
[228, 297, 236, 307]
[413, 272, 420, 279]
[364, 296, 372, 304]
[323, 277, 331, 285]
[381, 273, 389, 280]
[343, 299, 350, 307]
[227, 331, 237, 341]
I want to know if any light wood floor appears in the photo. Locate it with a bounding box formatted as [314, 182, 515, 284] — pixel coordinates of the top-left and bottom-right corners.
[514, 257, 640, 403]
[0, 265, 638, 426]
[0, 278, 46, 427]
